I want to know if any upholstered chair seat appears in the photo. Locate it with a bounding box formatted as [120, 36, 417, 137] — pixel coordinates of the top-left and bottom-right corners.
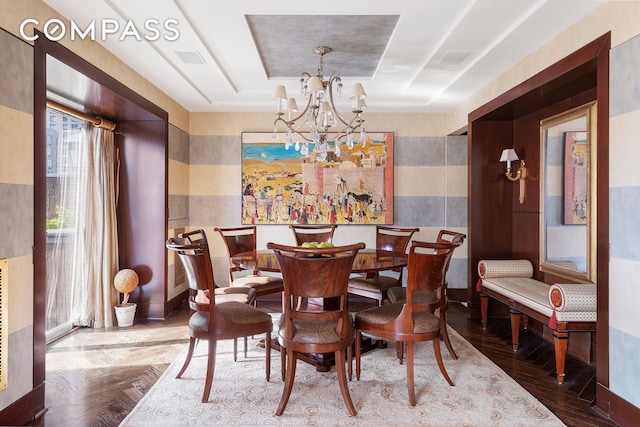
[212, 286, 257, 304]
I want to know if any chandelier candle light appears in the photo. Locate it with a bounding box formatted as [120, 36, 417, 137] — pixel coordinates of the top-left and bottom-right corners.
[272, 46, 367, 162]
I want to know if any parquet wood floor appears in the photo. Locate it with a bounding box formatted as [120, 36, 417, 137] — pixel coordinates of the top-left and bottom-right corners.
[29, 296, 618, 427]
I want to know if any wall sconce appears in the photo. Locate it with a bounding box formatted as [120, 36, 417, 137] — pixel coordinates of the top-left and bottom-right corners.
[500, 148, 527, 204]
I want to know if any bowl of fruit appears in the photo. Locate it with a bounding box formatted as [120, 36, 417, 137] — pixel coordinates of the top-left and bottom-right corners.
[300, 241, 334, 248]
[300, 241, 334, 256]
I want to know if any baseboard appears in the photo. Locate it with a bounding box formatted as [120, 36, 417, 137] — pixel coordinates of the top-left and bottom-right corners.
[0, 382, 45, 425]
[595, 382, 640, 427]
[447, 288, 466, 303]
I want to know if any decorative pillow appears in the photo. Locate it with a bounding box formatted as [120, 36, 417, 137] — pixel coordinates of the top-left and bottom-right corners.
[548, 283, 597, 328]
[478, 259, 533, 279]
[548, 283, 597, 312]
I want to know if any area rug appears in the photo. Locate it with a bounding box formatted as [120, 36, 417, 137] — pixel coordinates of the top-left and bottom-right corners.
[120, 318, 565, 426]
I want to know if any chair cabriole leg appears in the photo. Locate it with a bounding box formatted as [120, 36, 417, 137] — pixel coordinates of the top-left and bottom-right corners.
[335, 348, 357, 416]
[406, 341, 416, 406]
[433, 338, 454, 386]
[275, 348, 297, 415]
[202, 339, 217, 403]
[355, 330, 362, 381]
[176, 337, 196, 379]
[440, 314, 458, 359]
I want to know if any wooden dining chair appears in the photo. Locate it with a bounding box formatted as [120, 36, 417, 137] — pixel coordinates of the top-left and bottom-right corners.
[289, 224, 338, 245]
[387, 230, 466, 360]
[165, 238, 273, 403]
[179, 229, 257, 360]
[354, 240, 459, 406]
[214, 226, 284, 303]
[180, 229, 257, 304]
[347, 226, 419, 306]
[267, 241, 365, 416]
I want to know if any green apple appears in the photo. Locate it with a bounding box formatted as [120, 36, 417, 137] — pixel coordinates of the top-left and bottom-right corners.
[318, 241, 334, 248]
[308, 241, 319, 248]
[301, 242, 312, 248]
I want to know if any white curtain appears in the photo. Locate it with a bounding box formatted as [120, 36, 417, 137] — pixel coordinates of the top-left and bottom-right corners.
[69, 123, 119, 328]
[46, 127, 82, 338]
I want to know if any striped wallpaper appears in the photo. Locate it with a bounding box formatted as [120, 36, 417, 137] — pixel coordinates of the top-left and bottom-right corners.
[167, 125, 468, 291]
[0, 29, 35, 408]
[608, 33, 640, 408]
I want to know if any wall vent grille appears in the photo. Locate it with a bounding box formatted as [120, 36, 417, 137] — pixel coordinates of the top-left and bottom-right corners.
[174, 228, 185, 287]
[0, 259, 7, 391]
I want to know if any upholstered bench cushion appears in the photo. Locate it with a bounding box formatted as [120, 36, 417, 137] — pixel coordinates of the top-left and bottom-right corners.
[481, 277, 553, 317]
[478, 259, 596, 326]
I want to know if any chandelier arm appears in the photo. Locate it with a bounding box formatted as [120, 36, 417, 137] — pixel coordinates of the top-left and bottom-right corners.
[273, 114, 312, 143]
[327, 75, 362, 129]
[330, 113, 363, 138]
[283, 93, 315, 127]
[291, 128, 314, 143]
[272, 115, 288, 129]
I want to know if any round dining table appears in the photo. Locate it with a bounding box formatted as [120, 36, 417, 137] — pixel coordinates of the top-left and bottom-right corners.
[231, 247, 408, 372]
[231, 248, 408, 275]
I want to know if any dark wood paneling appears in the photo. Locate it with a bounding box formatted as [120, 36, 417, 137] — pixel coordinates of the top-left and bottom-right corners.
[467, 120, 514, 317]
[467, 32, 612, 420]
[41, 34, 165, 122]
[0, 384, 45, 425]
[116, 119, 168, 319]
[28, 31, 170, 425]
[469, 34, 607, 123]
[33, 32, 48, 404]
[594, 33, 610, 391]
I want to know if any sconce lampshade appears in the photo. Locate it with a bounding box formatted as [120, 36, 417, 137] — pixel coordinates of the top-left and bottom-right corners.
[500, 148, 519, 162]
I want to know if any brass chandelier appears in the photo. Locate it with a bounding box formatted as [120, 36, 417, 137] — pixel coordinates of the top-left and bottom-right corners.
[271, 46, 367, 162]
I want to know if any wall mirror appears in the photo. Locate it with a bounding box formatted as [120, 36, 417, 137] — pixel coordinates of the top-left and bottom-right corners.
[539, 102, 597, 283]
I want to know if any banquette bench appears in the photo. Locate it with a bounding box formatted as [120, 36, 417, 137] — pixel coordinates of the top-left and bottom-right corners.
[476, 259, 597, 384]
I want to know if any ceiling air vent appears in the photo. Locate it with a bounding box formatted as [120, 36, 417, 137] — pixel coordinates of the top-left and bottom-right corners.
[175, 51, 206, 65]
[0, 259, 7, 391]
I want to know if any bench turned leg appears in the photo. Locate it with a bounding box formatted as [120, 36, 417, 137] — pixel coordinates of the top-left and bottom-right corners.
[510, 309, 521, 352]
[480, 294, 488, 330]
[553, 329, 569, 384]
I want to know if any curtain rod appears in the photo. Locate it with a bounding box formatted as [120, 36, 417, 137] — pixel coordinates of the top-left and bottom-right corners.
[46, 99, 117, 131]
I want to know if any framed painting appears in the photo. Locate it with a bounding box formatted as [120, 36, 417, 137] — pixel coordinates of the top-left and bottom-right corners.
[241, 132, 394, 225]
[563, 131, 589, 225]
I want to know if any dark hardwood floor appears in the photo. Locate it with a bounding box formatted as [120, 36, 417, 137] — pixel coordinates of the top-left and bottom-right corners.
[30, 295, 618, 427]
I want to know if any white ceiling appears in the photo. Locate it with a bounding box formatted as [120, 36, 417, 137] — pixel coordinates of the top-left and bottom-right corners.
[43, 0, 604, 113]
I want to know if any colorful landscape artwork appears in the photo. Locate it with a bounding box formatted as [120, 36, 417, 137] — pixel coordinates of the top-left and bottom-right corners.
[241, 132, 394, 225]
